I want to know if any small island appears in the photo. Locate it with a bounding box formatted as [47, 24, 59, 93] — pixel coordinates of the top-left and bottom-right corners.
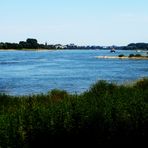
[96, 54, 148, 60]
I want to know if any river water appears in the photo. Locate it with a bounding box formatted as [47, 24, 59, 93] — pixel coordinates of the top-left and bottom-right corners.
[0, 49, 148, 95]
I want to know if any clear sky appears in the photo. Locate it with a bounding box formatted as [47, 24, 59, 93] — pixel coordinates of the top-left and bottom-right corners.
[0, 0, 148, 46]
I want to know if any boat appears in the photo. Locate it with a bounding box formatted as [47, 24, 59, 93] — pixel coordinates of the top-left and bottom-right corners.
[110, 48, 115, 52]
[136, 50, 141, 52]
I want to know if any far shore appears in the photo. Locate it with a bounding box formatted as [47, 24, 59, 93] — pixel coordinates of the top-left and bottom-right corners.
[0, 48, 55, 51]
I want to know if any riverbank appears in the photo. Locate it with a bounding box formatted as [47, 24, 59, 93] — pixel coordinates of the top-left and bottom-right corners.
[0, 48, 52, 51]
[0, 78, 148, 147]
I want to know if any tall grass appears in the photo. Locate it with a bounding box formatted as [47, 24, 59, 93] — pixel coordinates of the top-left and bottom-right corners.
[0, 78, 148, 147]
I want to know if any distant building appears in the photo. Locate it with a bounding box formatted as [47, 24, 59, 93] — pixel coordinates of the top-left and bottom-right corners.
[66, 43, 77, 49]
[55, 44, 66, 49]
[45, 42, 48, 46]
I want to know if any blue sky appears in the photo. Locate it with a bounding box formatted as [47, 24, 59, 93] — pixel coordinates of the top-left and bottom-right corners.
[0, 0, 148, 45]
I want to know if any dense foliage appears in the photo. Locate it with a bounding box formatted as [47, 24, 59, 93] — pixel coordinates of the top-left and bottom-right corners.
[122, 43, 148, 50]
[0, 38, 56, 50]
[0, 78, 148, 147]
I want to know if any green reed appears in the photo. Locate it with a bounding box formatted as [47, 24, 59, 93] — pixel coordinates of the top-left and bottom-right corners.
[0, 78, 148, 147]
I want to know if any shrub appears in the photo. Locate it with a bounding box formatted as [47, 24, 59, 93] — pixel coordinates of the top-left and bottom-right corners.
[134, 78, 148, 90]
[128, 54, 135, 57]
[49, 89, 68, 102]
[135, 54, 142, 57]
[118, 54, 124, 57]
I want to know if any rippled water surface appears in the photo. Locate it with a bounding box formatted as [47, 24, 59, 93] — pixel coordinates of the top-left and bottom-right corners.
[0, 49, 148, 95]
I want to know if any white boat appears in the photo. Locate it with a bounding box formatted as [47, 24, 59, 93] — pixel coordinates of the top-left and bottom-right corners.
[110, 48, 115, 52]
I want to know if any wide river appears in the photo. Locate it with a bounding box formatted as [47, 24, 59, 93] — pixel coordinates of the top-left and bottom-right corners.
[0, 49, 148, 95]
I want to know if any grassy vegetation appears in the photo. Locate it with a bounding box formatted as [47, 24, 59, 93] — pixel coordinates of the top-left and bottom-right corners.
[128, 53, 148, 58]
[0, 78, 148, 147]
[117, 54, 148, 59]
[128, 53, 142, 57]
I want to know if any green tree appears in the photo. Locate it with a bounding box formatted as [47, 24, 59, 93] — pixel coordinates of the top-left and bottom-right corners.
[26, 38, 38, 49]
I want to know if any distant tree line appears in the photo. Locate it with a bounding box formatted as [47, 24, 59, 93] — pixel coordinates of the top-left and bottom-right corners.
[65, 45, 103, 49]
[122, 43, 148, 50]
[0, 38, 56, 50]
[0, 38, 148, 50]
[0, 38, 103, 50]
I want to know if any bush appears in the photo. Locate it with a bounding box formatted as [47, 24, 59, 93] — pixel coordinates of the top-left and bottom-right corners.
[135, 54, 142, 57]
[134, 77, 148, 90]
[49, 89, 68, 102]
[118, 54, 124, 57]
[129, 54, 135, 57]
